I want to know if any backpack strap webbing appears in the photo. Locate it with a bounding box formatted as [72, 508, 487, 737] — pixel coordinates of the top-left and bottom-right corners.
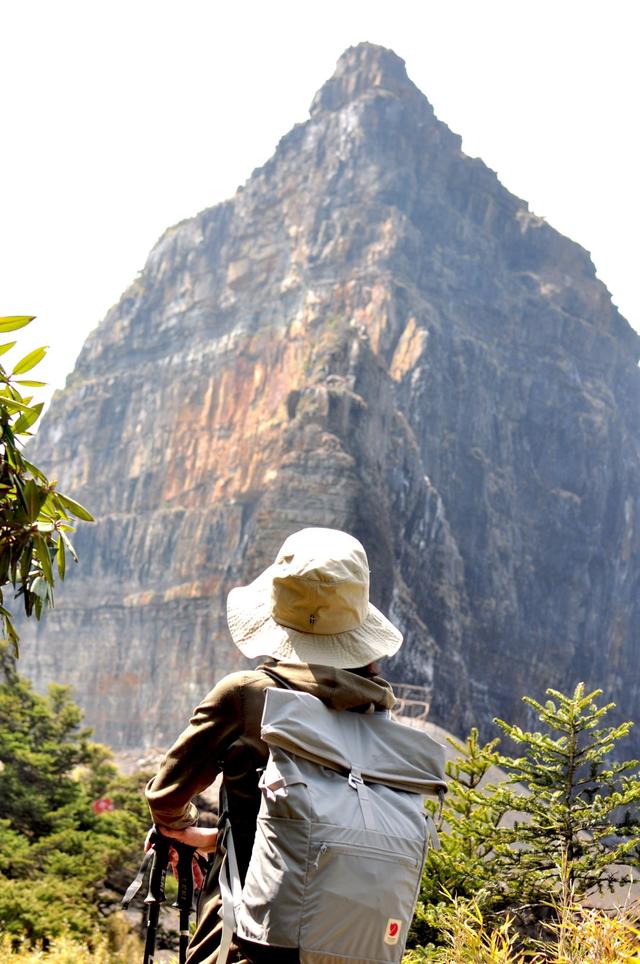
[217, 668, 290, 964]
[348, 765, 377, 830]
[217, 818, 243, 964]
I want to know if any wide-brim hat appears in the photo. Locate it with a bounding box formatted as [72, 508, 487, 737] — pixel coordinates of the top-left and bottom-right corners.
[227, 527, 403, 669]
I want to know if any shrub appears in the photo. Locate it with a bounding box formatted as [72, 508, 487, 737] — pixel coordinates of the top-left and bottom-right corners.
[410, 684, 640, 954]
[0, 673, 149, 947]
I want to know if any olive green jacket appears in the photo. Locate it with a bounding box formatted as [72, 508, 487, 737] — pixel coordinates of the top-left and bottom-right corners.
[145, 663, 396, 963]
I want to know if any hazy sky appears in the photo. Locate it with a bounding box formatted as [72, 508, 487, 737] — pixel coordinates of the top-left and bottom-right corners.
[2, 0, 638, 407]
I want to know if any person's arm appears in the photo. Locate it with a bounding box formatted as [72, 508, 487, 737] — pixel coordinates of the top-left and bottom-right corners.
[145, 672, 245, 831]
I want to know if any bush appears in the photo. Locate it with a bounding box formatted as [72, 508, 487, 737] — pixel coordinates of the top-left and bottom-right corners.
[411, 684, 640, 954]
[0, 673, 150, 948]
[405, 895, 525, 962]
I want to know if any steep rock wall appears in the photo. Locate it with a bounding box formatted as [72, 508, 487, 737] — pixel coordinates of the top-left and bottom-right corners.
[20, 44, 640, 750]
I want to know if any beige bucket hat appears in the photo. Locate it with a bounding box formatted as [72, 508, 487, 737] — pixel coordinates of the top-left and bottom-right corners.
[226, 527, 403, 668]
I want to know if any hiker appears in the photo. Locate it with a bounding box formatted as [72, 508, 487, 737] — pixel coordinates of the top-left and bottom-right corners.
[145, 526, 404, 963]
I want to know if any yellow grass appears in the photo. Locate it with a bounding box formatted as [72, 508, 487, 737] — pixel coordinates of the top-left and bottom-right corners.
[1, 903, 638, 962]
[402, 897, 640, 963]
[548, 901, 640, 963]
[0, 914, 142, 962]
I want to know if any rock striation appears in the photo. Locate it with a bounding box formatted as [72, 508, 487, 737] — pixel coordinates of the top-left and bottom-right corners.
[20, 44, 640, 751]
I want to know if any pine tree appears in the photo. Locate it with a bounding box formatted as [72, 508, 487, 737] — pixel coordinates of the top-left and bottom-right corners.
[410, 728, 510, 947]
[492, 682, 640, 908]
[426, 728, 506, 901]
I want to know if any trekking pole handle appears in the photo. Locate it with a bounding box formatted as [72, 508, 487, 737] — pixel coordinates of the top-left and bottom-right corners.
[143, 827, 171, 964]
[173, 841, 196, 911]
[145, 826, 171, 905]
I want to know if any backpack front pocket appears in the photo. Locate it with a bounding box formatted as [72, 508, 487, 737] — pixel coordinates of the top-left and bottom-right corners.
[300, 831, 425, 963]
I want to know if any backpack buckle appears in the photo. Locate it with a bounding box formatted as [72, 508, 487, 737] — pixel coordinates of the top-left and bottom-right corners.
[348, 768, 364, 789]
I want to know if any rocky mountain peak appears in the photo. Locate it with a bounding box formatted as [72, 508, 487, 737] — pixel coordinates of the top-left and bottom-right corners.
[309, 42, 425, 116]
[19, 46, 640, 755]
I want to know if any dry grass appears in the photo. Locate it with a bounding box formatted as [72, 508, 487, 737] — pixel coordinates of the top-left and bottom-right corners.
[0, 914, 142, 962]
[402, 897, 640, 963]
[545, 901, 640, 963]
[404, 896, 526, 962]
[1, 903, 638, 962]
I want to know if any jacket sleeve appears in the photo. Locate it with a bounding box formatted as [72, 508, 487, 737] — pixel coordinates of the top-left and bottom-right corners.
[145, 672, 245, 830]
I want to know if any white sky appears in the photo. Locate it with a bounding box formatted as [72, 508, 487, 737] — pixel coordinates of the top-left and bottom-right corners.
[2, 0, 638, 409]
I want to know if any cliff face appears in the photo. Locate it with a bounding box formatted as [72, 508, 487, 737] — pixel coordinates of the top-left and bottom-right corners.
[20, 44, 640, 750]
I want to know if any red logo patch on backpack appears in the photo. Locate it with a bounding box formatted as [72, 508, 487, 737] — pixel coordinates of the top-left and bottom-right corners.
[384, 918, 402, 945]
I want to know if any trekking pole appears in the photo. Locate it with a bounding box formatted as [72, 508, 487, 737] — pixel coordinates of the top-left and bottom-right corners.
[143, 826, 171, 964]
[173, 841, 196, 964]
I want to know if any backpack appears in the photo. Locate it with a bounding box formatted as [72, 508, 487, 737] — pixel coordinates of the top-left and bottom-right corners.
[217, 684, 447, 964]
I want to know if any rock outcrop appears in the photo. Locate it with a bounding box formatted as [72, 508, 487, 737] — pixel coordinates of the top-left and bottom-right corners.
[20, 44, 640, 751]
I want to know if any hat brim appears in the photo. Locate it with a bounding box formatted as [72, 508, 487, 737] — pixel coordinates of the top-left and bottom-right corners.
[226, 563, 403, 669]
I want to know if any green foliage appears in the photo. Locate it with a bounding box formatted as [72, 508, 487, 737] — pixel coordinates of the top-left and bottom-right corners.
[0, 315, 93, 665]
[410, 729, 508, 947]
[493, 683, 640, 906]
[410, 684, 640, 955]
[0, 673, 150, 948]
[425, 728, 505, 899]
[0, 877, 97, 943]
[0, 317, 146, 949]
[0, 674, 97, 837]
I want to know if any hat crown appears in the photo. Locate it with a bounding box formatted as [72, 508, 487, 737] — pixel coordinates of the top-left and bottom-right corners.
[271, 528, 370, 635]
[226, 526, 403, 668]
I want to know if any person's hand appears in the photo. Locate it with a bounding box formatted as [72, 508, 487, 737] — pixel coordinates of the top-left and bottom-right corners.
[157, 825, 218, 853]
[144, 825, 217, 890]
[155, 825, 218, 890]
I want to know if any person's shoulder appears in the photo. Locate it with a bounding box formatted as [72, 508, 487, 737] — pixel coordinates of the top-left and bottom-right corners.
[192, 670, 272, 723]
[209, 669, 272, 700]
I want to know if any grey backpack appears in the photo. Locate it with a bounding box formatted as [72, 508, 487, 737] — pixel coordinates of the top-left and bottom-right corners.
[218, 686, 447, 964]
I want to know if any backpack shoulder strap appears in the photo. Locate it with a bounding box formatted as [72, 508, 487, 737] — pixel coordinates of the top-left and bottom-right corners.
[218, 825, 243, 964]
[218, 666, 292, 964]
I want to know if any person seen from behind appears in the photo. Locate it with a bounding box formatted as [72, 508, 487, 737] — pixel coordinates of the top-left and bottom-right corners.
[145, 526, 404, 963]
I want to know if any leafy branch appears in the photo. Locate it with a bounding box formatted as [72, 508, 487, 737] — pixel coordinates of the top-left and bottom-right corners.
[0, 316, 93, 665]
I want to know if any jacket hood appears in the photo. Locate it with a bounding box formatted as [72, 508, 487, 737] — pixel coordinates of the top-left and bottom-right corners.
[257, 661, 396, 713]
